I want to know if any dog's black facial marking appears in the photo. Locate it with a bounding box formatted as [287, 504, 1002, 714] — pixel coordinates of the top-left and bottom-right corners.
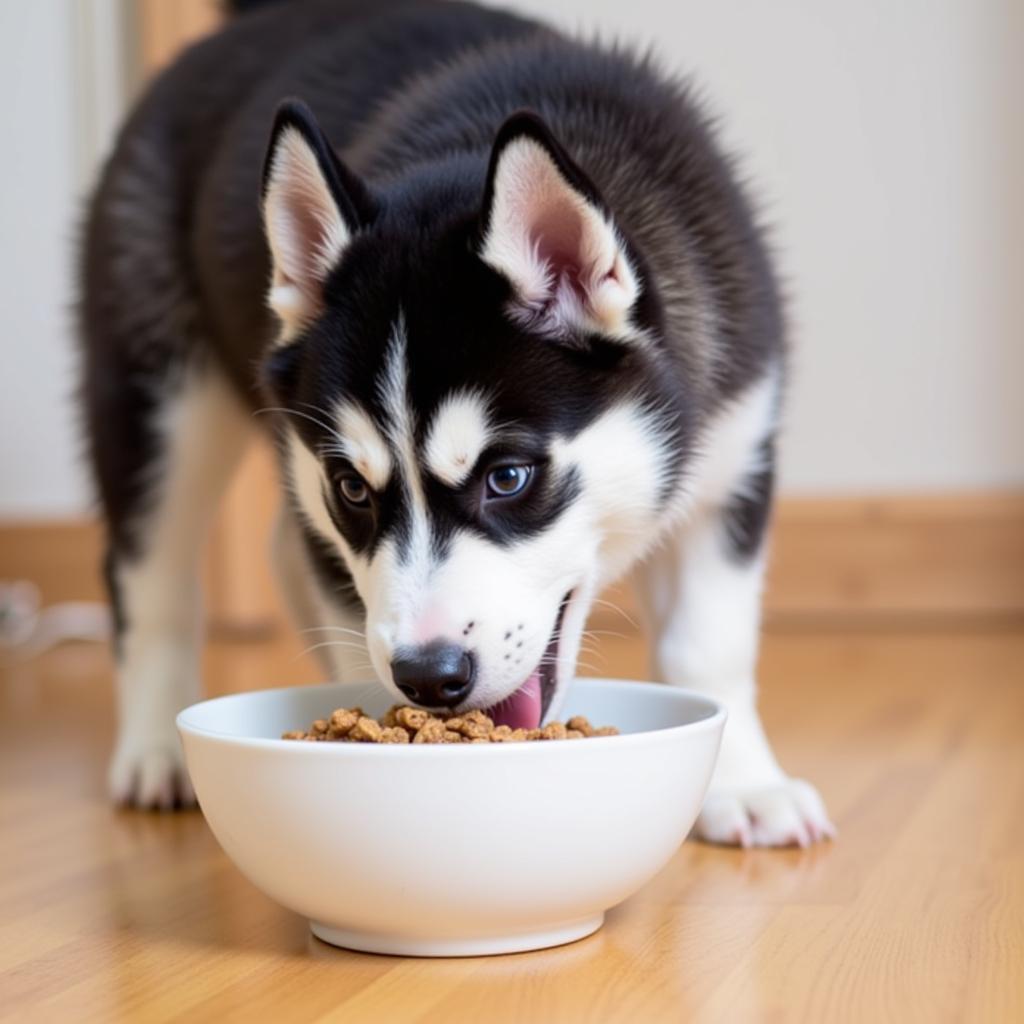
[296, 517, 364, 614]
[319, 461, 377, 556]
[318, 451, 417, 562]
[422, 457, 582, 553]
[722, 436, 776, 563]
[480, 464, 583, 546]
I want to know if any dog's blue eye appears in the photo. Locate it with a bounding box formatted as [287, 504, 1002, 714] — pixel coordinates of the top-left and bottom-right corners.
[486, 464, 532, 499]
[339, 475, 370, 507]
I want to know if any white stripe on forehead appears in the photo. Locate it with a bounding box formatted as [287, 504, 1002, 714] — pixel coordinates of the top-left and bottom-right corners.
[378, 314, 432, 577]
[424, 391, 492, 487]
[332, 400, 392, 490]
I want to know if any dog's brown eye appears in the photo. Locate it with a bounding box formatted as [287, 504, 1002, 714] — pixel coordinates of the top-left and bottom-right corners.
[339, 475, 370, 507]
[486, 464, 532, 499]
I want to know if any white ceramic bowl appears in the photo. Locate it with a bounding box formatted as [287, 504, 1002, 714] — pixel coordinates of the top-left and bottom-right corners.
[177, 678, 724, 957]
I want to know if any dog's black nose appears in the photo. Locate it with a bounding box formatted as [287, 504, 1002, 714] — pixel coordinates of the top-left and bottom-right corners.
[391, 642, 475, 708]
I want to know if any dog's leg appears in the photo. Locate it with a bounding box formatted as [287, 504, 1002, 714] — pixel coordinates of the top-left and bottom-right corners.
[97, 367, 250, 808]
[271, 505, 369, 681]
[638, 389, 834, 847]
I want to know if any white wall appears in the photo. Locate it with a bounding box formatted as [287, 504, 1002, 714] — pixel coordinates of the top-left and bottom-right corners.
[0, 4, 88, 517]
[0, 1, 129, 519]
[0, 0, 1020, 519]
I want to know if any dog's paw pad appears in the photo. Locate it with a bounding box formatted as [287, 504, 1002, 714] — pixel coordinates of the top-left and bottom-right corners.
[695, 778, 835, 848]
[108, 738, 196, 811]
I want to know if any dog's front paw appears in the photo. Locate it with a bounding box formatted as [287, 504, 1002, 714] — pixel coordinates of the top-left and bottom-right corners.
[108, 728, 196, 811]
[694, 778, 835, 848]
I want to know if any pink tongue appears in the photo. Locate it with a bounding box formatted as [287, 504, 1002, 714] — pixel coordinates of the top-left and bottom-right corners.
[488, 671, 543, 731]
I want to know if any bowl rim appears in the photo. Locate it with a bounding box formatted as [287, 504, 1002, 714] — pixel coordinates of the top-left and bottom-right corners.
[176, 677, 727, 754]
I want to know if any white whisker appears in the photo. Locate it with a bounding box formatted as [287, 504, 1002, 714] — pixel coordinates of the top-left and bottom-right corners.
[589, 597, 639, 630]
[299, 625, 368, 638]
[254, 405, 345, 446]
[298, 639, 371, 661]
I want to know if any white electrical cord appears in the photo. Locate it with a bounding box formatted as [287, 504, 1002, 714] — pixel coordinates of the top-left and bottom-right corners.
[0, 580, 110, 658]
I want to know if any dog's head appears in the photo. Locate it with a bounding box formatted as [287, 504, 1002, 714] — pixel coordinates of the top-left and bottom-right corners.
[259, 101, 687, 728]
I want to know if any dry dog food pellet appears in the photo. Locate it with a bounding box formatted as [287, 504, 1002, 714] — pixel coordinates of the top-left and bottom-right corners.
[348, 716, 383, 742]
[395, 706, 430, 731]
[282, 707, 619, 744]
[328, 708, 360, 737]
[413, 719, 449, 744]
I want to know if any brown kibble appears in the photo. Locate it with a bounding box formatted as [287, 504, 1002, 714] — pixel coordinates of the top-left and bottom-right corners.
[283, 705, 618, 744]
[463, 709, 494, 730]
[396, 706, 430, 731]
[328, 708, 359, 737]
[448, 709, 492, 738]
[348, 716, 383, 742]
[413, 719, 448, 743]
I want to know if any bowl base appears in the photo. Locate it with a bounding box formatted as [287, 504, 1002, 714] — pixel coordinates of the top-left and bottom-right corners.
[309, 913, 604, 957]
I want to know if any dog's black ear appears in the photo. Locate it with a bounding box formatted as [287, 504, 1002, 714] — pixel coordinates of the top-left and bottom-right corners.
[261, 100, 376, 334]
[477, 111, 640, 341]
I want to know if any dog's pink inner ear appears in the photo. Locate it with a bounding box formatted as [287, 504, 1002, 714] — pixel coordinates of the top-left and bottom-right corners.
[480, 135, 639, 338]
[529, 204, 584, 290]
[262, 126, 351, 332]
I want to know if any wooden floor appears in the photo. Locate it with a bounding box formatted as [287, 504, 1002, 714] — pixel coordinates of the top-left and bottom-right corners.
[1, 620, 1022, 1023]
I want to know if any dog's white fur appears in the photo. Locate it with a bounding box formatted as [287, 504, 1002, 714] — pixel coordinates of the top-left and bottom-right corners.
[331, 400, 393, 491]
[423, 390, 493, 488]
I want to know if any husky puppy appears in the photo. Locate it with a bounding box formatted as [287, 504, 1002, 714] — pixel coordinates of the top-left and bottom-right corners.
[79, 0, 832, 845]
